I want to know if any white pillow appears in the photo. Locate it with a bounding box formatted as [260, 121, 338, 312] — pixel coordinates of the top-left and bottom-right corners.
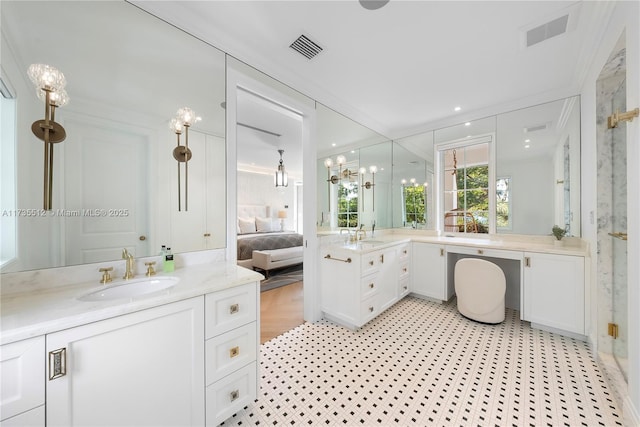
[238, 217, 256, 234]
[255, 217, 273, 232]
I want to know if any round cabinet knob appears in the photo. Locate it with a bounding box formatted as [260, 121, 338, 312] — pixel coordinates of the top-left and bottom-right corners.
[139, 235, 146, 241]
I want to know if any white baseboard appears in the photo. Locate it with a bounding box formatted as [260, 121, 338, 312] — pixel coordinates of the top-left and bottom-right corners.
[625, 396, 640, 427]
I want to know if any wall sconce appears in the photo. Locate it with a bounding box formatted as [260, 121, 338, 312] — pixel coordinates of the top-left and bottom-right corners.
[28, 64, 69, 210]
[277, 210, 287, 231]
[324, 155, 358, 185]
[359, 165, 377, 211]
[170, 107, 199, 211]
[275, 149, 288, 187]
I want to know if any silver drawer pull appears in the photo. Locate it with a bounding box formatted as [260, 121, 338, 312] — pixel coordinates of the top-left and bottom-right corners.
[229, 303, 239, 314]
[477, 249, 484, 255]
[369, 283, 374, 289]
[230, 346, 240, 358]
[230, 389, 240, 402]
[369, 306, 374, 312]
[369, 260, 374, 266]
[403, 250, 407, 255]
[49, 348, 67, 380]
[402, 267, 407, 273]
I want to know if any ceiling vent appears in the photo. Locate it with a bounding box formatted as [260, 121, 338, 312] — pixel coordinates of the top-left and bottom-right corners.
[526, 14, 569, 47]
[290, 34, 323, 60]
[523, 123, 550, 133]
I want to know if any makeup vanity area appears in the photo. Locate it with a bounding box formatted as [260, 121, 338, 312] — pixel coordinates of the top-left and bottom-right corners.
[319, 231, 588, 339]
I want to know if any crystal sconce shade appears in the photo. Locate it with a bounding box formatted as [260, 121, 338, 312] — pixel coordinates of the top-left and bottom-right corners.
[28, 64, 69, 210]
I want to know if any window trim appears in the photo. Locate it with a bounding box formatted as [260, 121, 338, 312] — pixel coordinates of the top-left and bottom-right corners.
[435, 133, 496, 234]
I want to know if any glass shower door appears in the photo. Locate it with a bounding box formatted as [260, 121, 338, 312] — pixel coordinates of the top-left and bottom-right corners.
[610, 83, 628, 380]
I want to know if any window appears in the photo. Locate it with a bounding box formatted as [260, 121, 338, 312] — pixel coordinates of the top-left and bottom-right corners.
[402, 182, 426, 227]
[496, 177, 511, 229]
[337, 181, 358, 227]
[439, 137, 494, 234]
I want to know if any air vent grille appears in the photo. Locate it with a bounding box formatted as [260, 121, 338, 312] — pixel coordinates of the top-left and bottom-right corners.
[290, 34, 323, 60]
[523, 123, 549, 133]
[526, 14, 569, 47]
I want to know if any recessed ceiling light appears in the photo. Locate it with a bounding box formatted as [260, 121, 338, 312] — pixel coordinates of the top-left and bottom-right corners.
[331, 143, 336, 147]
[464, 122, 471, 126]
[525, 139, 531, 143]
[351, 150, 355, 153]
[454, 106, 462, 112]
[524, 144, 531, 149]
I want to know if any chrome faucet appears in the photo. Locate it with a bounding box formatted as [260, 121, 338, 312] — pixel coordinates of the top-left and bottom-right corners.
[122, 248, 135, 279]
[355, 229, 367, 241]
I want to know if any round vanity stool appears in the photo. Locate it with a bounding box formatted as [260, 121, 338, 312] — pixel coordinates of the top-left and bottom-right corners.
[454, 258, 506, 324]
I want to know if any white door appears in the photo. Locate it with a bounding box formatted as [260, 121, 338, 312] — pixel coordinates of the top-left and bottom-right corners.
[411, 243, 446, 300]
[46, 298, 205, 426]
[63, 116, 150, 264]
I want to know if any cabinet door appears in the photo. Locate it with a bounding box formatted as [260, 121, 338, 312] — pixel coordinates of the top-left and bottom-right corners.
[523, 253, 585, 334]
[0, 406, 44, 427]
[377, 248, 398, 311]
[0, 336, 44, 422]
[46, 297, 205, 426]
[411, 243, 446, 300]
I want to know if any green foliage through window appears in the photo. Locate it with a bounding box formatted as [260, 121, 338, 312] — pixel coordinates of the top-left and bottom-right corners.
[337, 182, 358, 227]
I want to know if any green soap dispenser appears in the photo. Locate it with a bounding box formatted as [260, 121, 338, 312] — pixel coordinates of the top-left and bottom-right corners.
[163, 247, 174, 272]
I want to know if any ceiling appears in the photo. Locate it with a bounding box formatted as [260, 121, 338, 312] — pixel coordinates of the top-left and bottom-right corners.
[133, 1, 609, 139]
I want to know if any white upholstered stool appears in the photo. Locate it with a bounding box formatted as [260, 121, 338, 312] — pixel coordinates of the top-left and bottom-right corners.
[454, 258, 506, 324]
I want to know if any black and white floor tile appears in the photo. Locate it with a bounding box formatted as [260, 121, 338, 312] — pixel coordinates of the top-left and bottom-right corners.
[223, 297, 622, 426]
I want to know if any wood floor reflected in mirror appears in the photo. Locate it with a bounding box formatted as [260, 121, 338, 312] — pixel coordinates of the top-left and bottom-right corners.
[260, 281, 303, 343]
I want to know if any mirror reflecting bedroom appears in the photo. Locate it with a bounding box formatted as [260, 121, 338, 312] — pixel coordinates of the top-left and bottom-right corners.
[235, 89, 304, 343]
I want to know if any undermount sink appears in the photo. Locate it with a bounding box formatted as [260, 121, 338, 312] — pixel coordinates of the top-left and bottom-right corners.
[78, 276, 179, 302]
[356, 240, 387, 248]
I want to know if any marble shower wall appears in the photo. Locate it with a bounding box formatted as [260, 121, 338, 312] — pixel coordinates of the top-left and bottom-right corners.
[596, 38, 628, 366]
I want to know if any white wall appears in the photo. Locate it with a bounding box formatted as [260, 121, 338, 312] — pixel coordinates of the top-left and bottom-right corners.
[237, 170, 296, 231]
[580, 1, 639, 423]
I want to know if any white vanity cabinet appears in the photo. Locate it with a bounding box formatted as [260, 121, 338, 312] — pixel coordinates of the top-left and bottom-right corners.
[45, 297, 205, 426]
[321, 243, 403, 329]
[523, 252, 585, 335]
[0, 336, 45, 426]
[411, 242, 447, 300]
[204, 283, 258, 426]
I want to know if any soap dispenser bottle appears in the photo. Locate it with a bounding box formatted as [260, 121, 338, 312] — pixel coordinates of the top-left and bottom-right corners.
[163, 247, 174, 272]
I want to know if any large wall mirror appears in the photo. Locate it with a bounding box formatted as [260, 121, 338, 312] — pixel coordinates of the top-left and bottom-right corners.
[392, 132, 434, 229]
[390, 96, 580, 236]
[316, 104, 390, 230]
[0, 1, 226, 272]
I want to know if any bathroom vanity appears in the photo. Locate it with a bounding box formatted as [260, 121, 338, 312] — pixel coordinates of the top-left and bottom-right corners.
[319, 233, 588, 339]
[0, 262, 261, 426]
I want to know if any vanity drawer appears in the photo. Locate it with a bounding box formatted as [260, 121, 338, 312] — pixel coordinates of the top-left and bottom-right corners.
[205, 283, 257, 338]
[0, 336, 44, 422]
[360, 273, 379, 299]
[399, 261, 410, 281]
[398, 277, 410, 298]
[398, 244, 410, 260]
[206, 361, 257, 426]
[0, 405, 44, 426]
[206, 322, 257, 385]
[361, 252, 380, 276]
[360, 295, 380, 323]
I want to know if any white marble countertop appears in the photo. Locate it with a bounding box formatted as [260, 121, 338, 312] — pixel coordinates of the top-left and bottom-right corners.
[0, 262, 263, 345]
[323, 231, 589, 257]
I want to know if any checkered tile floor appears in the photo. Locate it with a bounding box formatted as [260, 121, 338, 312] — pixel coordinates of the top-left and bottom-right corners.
[222, 297, 622, 426]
